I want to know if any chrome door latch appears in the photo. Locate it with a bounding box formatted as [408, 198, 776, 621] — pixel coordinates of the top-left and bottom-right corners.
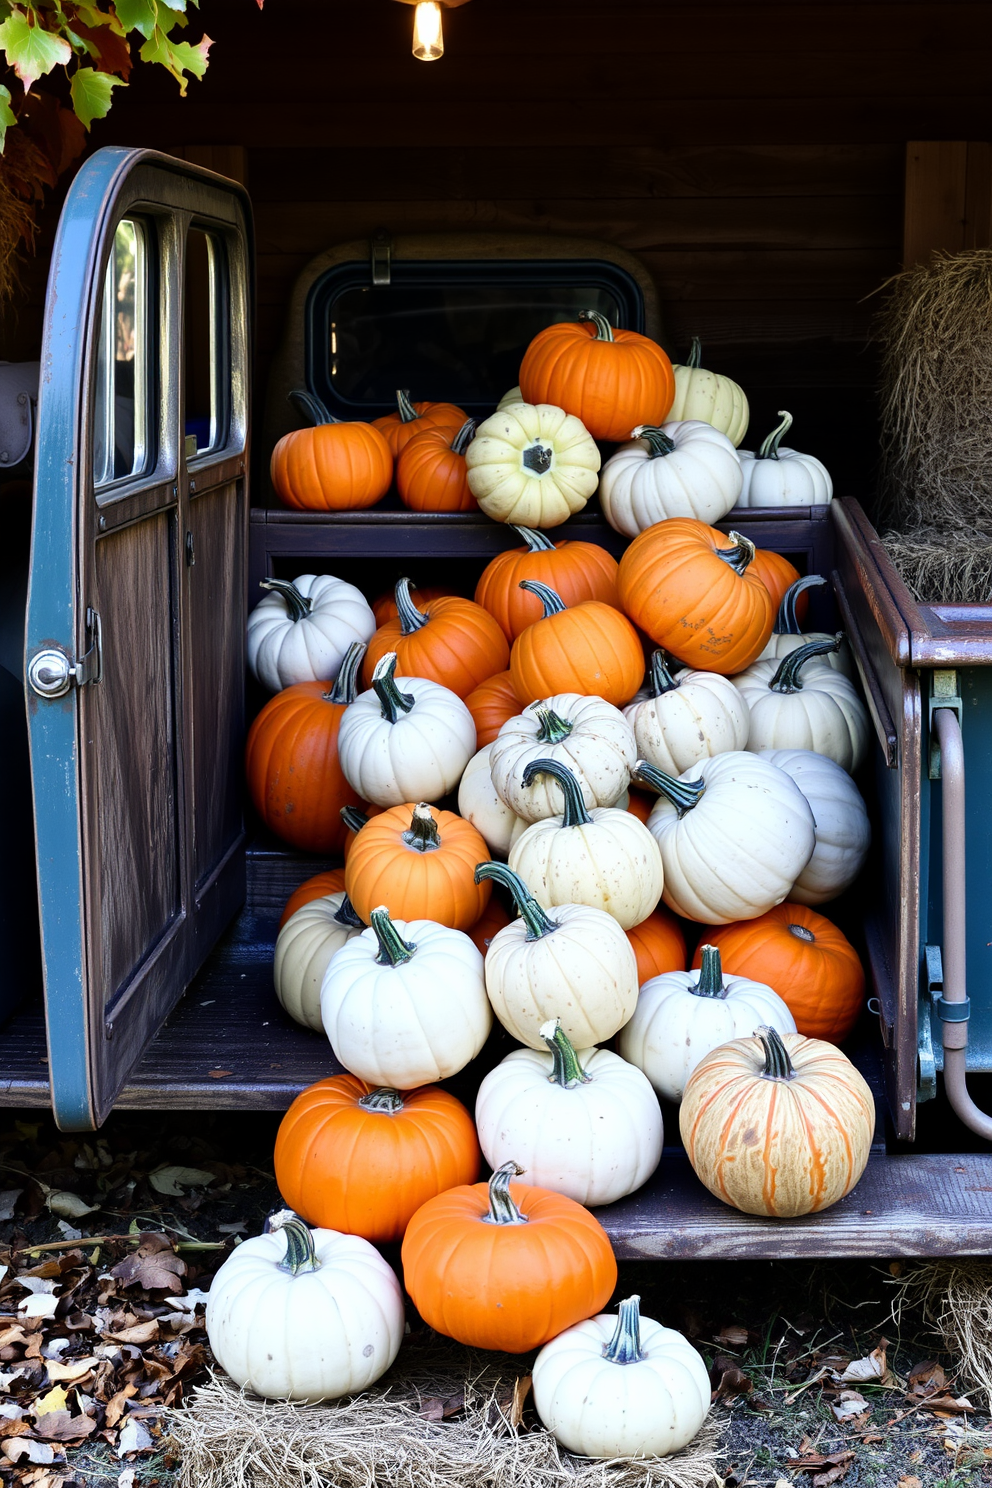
[27, 608, 103, 698]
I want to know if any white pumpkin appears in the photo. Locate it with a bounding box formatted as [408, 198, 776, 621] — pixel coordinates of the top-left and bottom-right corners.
[533, 1295, 711, 1459]
[476, 861, 639, 1050]
[618, 943, 796, 1102]
[475, 1019, 662, 1207]
[733, 638, 870, 774]
[757, 748, 871, 905]
[755, 575, 855, 680]
[509, 758, 664, 931]
[638, 751, 815, 924]
[337, 651, 476, 806]
[205, 1210, 404, 1402]
[497, 385, 523, 409]
[457, 745, 528, 857]
[737, 410, 833, 508]
[246, 575, 376, 693]
[490, 693, 635, 822]
[464, 402, 601, 528]
[273, 892, 365, 1033]
[598, 420, 742, 534]
[668, 337, 749, 447]
[624, 651, 750, 776]
[320, 908, 491, 1088]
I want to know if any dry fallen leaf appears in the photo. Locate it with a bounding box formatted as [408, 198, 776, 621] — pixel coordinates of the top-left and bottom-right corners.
[811, 1465, 853, 1487]
[714, 1324, 749, 1348]
[45, 1357, 97, 1384]
[926, 1393, 975, 1416]
[109, 1235, 186, 1295]
[116, 1416, 154, 1454]
[711, 1354, 753, 1404]
[17, 1295, 59, 1320]
[148, 1165, 218, 1197]
[32, 1385, 68, 1417]
[2, 1438, 58, 1465]
[47, 1192, 99, 1220]
[897, 1477, 923, 1488]
[418, 1392, 464, 1422]
[839, 1340, 890, 1385]
[33, 1408, 97, 1442]
[509, 1374, 532, 1428]
[830, 1388, 870, 1423]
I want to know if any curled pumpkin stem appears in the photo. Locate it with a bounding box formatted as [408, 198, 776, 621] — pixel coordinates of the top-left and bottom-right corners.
[693, 944, 728, 1000]
[403, 803, 441, 853]
[518, 578, 566, 617]
[540, 1018, 591, 1089]
[268, 1209, 322, 1275]
[632, 425, 676, 458]
[372, 652, 416, 723]
[756, 1025, 796, 1081]
[370, 906, 417, 967]
[757, 410, 794, 461]
[578, 308, 615, 342]
[713, 531, 756, 576]
[632, 759, 706, 818]
[259, 578, 312, 623]
[774, 575, 828, 637]
[333, 895, 364, 929]
[327, 640, 367, 705]
[357, 1087, 405, 1114]
[483, 1161, 528, 1226]
[510, 525, 557, 553]
[603, 1295, 645, 1365]
[768, 634, 842, 694]
[475, 861, 557, 940]
[521, 756, 591, 827]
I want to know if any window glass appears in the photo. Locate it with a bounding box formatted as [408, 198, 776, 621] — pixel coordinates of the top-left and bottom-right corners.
[92, 219, 147, 486]
[184, 227, 225, 454]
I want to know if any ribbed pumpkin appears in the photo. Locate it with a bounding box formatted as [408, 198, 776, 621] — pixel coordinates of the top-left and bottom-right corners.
[279, 869, 348, 929]
[372, 389, 467, 459]
[668, 338, 749, 447]
[401, 1161, 618, 1352]
[271, 409, 393, 513]
[372, 584, 454, 627]
[618, 519, 775, 675]
[397, 419, 478, 513]
[627, 906, 687, 985]
[364, 578, 509, 699]
[692, 903, 865, 1043]
[465, 671, 522, 746]
[468, 893, 512, 955]
[474, 526, 621, 644]
[519, 311, 675, 442]
[245, 642, 368, 853]
[749, 547, 801, 617]
[510, 580, 644, 708]
[345, 801, 491, 932]
[274, 1075, 480, 1244]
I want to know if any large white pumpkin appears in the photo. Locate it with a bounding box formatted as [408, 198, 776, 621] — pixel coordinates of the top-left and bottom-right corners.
[757, 748, 871, 905]
[598, 420, 742, 534]
[668, 338, 749, 446]
[490, 693, 635, 822]
[464, 402, 601, 528]
[247, 575, 376, 693]
[337, 652, 476, 806]
[457, 745, 527, 858]
[733, 638, 870, 774]
[533, 1294, 711, 1458]
[618, 943, 796, 1102]
[475, 1019, 662, 1207]
[638, 751, 815, 924]
[206, 1210, 404, 1402]
[321, 909, 492, 1088]
[754, 576, 855, 680]
[737, 411, 833, 508]
[273, 892, 365, 1033]
[624, 651, 750, 776]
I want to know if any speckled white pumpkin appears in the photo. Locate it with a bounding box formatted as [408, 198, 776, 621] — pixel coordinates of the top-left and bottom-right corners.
[757, 748, 871, 905]
[247, 574, 375, 692]
[599, 420, 742, 534]
[490, 693, 635, 822]
[624, 651, 750, 776]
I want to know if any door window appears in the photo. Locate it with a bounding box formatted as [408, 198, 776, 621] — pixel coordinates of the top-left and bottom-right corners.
[92, 218, 148, 486]
[184, 226, 229, 455]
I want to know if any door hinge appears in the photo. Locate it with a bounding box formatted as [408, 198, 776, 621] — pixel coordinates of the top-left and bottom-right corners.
[370, 227, 392, 286]
[27, 608, 103, 699]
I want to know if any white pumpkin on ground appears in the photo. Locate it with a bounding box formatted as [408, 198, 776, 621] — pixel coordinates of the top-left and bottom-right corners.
[247, 574, 376, 693]
[497, 386, 523, 409]
[273, 892, 365, 1033]
[475, 1018, 662, 1208]
[205, 1210, 404, 1402]
[457, 745, 528, 858]
[667, 337, 749, 446]
[618, 943, 796, 1102]
[754, 575, 855, 679]
[637, 752, 815, 924]
[490, 693, 636, 822]
[337, 652, 476, 806]
[733, 637, 870, 774]
[509, 758, 664, 930]
[464, 402, 601, 528]
[737, 410, 833, 508]
[757, 748, 871, 905]
[598, 420, 742, 534]
[533, 1294, 711, 1458]
[624, 650, 750, 776]
[320, 908, 491, 1088]
[476, 861, 639, 1050]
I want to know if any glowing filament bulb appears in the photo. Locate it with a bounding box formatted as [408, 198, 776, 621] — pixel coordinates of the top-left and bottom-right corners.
[413, 0, 444, 60]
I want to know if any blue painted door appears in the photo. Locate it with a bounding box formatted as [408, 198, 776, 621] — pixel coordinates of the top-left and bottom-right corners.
[25, 148, 253, 1129]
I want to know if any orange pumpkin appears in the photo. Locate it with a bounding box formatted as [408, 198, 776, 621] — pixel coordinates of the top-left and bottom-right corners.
[627, 906, 687, 984]
[749, 548, 804, 619]
[519, 310, 675, 442]
[363, 578, 510, 699]
[465, 670, 522, 746]
[468, 894, 512, 954]
[691, 902, 865, 1043]
[474, 526, 621, 644]
[270, 420, 392, 512]
[401, 1161, 617, 1352]
[372, 389, 468, 459]
[397, 419, 478, 513]
[626, 787, 655, 826]
[279, 869, 347, 929]
[617, 518, 775, 675]
[274, 1075, 480, 1244]
[509, 580, 645, 708]
[372, 584, 455, 627]
[245, 642, 368, 853]
[345, 801, 491, 931]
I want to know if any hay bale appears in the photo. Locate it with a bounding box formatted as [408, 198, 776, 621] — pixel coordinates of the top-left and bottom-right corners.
[891, 1259, 992, 1412]
[877, 528, 992, 604]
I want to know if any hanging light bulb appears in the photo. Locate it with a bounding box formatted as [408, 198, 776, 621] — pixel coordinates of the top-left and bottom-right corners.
[412, 1, 444, 60]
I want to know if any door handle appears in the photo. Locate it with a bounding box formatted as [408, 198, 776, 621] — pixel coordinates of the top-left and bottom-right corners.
[27, 608, 103, 698]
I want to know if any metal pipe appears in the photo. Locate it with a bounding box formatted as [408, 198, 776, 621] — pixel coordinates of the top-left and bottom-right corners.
[934, 705, 992, 1141]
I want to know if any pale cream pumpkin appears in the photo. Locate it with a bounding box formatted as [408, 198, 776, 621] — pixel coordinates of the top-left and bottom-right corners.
[668, 338, 749, 447]
[624, 651, 749, 777]
[465, 402, 601, 528]
[598, 420, 742, 534]
[273, 892, 365, 1033]
[457, 744, 528, 858]
[490, 693, 636, 822]
[733, 637, 869, 774]
[754, 576, 855, 679]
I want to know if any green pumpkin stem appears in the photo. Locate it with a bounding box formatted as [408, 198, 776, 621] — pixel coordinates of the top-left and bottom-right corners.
[521, 757, 591, 827]
[534, 706, 573, 745]
[402, 802, 442, 853]
[396, 389, 418, 423]
[340, 804, 369, 835]
[258, 578, 312, 624]
[757, 410, 793, 461]
[357, 1087, 405, 1114]
[474, 861, 558, 940]
[511, 525, 557, 553]
[768, 635, 842, 694]
[685, 337, 703, 370]
[518, 579, 566, 618]
[394, 577, 430, 636]
[268, 1209, 321, 1275]
[714, 531, 756, 576]
[372, 652, 416, 723]
[540, 1018, 591, 1089]
[333, 894, 364, 929]
[451, 419, 477, 455]
[632, 424, 676, 458]
[521, 442, 554, 476]
[328, 640, 367, 704]
[632, 759, 706, 818]
[649, 650, 680, 696]
[578, 308, 615, 343]
[288, 388, 338, 427]
[774, 575, 828, 637]
[757, 1025, 796, 1081]
[603, 1295, 645, 1365]
[789, 922, 816, 944]
[483, 1161, 528, 1226]
[370, 905, 416, 967]
[693, 944, 728, 1000]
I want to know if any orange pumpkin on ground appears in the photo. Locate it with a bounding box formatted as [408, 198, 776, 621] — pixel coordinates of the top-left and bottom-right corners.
[469, 894, 512, 954]
[617, 518, 775, 675]
[519, 310, 675, 443]
[749, 548, 803, 619]
[401, 1161, 618, 1352]
[279, 869, 347, 929]
[474, 526, 621, 644]
[509, 580, 644, 708]
[274, 1075, 480, 1244]
[363, 578, 510, 699]
[372, 584, 454, 627]
[345, 801, 491, 931]
[465, 671, 522, 746]
[271, 406, 392, 512]
[397, 418, 478, 513]
[691, 902, 865, 1043]
[372, 389, 468, 459]
[627, 906, 687, 984]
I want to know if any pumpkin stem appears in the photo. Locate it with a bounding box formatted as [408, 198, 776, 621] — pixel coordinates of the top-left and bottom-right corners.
[534, 706, 573, 745]
[757, 1024, 797, 1081]
[649, 650, 680, 696]
[632, 424, 677, 458]
[603, 1295, 645, 1366]
[370, 905, 417, 967]
[521, 442, 554, 476]
[713, 531, 757, 576]
[333, 894, 364, 929]
[511, 525, 557, 553]
[340, 805, 369, 835]
[540, 1017, 591, 1089]
[483, 1161, 528, 1226]
[521, 757, 592, 828]
[395, 389, 418, 423]
[328, 640, 367, 704]
[684, 336, 703, 370]
[258, 578, 312, 624]
[268, 1209, 322, 1275]
[768, 634, 842, 694]
[774, 575, 828, 636]
[403, 802, 442, 853]
[357, 1087, 405, 1114]
[451, 419, 477, 455]
[578, 308, 615, 342]
[632, 759, 706, 818]
[287, 388, 338, 427]
[372, 652, 416, 723]
[693, 944, 728, 999]
[394, 577, 430, 636]
[475, 861, 558, 940]
[789, 923, 816, 943]
[518, 579, 567, 618]
[757, 410, 793, 461]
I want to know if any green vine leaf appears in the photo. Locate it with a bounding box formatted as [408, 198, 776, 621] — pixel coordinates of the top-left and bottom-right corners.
[138, 24, 209, 93]
[69, 63, 122, 126]
[0, 8, 73, 92]
[0, 83, 16, 149]
[112, 0, 156, 38]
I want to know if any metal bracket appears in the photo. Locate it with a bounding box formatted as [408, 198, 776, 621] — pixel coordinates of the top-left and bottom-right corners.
[370, 228, 392, 286]
[27, 608, 102, 699]
[929, 670, 963, 778]
[924, 941, 971, 1025]
[917, 990, 937, 1102]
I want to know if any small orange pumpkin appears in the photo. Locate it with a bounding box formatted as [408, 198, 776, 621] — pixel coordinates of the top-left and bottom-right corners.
[373, 389, 468, 459]
[625, 787, 655, 826]
[749, 548, 803, 619]
[345, 801, 491, 931]
[509, 580, 645, 708]
[397, 419, 478, 513]
[469, 893, 512, 955]
[474, 526, 621, 644]
[465, 670, 522, 746]
[372, 584, 454, 627]
[363, 578, 510, 699]
[279, 869, 347, 929]
[271, 395, 393, 512]
[627, 906, 687, 984]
